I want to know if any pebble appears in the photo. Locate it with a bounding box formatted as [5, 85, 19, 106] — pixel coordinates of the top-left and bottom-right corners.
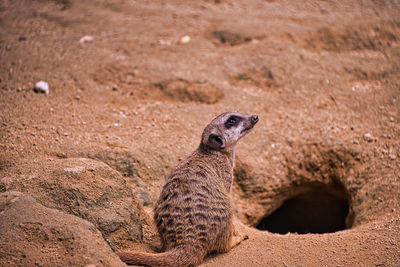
[363, 133, 374, 142]
[79, 35, 94, 43]
[159, 39, 172, 46]
[180, 35, 191, 44]
[34, 81, 49, 94]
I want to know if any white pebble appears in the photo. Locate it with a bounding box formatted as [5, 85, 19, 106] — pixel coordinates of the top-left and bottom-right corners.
[34, 81, 49, 94]
[180, 35, 191, 44]
[80, 35, 94, 43]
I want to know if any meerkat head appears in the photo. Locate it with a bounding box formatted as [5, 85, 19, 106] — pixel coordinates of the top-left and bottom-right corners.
[201, 111, 258, 151]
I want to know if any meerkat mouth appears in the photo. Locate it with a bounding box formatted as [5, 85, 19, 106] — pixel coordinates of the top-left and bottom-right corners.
[241, 125, 254, 134]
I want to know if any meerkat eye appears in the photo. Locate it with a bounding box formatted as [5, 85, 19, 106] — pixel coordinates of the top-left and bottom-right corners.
[225, 116, 239, 128]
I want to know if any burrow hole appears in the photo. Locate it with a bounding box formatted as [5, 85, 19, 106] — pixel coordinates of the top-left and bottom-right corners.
[256, 183, 351, 234]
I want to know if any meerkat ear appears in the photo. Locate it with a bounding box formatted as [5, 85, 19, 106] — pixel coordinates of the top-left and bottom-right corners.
[207, 134, 225, 150]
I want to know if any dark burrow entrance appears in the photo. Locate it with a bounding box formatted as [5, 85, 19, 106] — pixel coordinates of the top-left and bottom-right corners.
[256, 184, 350, 234]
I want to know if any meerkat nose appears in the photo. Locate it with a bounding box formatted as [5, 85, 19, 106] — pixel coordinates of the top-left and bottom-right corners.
[251, 115, 259, 124]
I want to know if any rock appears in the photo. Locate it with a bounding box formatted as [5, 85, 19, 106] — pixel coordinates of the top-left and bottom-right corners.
[363, 133, 375, 142]
[80, 35, 94, 43]
[34, 81, 49, 94]
[85, 149, 157, 206]
[180, 35, 191, 44]
[0, 191, 126, 267]
[5, 157, 145, 250]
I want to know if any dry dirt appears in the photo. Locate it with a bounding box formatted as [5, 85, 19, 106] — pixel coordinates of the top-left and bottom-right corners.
[1, 0, 400, 266]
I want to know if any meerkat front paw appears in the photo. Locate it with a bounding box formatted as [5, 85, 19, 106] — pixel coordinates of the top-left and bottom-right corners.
[230, 231, 248, 249]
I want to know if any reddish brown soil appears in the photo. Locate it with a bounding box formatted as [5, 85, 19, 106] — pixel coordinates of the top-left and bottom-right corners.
[1, 0, 399, 266]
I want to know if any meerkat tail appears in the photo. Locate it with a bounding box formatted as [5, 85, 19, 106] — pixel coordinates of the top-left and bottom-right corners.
[116, 246, 206, 267]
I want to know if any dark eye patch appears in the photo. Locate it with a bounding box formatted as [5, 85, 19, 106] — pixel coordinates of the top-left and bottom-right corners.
[224, 116, 241, 128]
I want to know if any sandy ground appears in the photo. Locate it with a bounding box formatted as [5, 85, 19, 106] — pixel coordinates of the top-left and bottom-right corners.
[1, 0, 399, 266]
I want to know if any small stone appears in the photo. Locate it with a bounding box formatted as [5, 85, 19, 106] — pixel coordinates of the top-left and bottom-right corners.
[113, 123, 119, 127]
[159, 39, 172, 46]
[79, 35, 94, 44]
[180, 35, 191, 44]
[363, 133, 374, 142]
[389, 154, 397, 160]
[75, 95, 80, 100]
[34, 81, 49, 94]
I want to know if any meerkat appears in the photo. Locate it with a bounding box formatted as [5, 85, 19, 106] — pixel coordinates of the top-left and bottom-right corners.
[117, 111, 258, 267]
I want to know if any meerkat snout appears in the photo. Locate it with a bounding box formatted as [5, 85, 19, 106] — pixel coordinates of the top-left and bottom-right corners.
[251, 115, 259, 123]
